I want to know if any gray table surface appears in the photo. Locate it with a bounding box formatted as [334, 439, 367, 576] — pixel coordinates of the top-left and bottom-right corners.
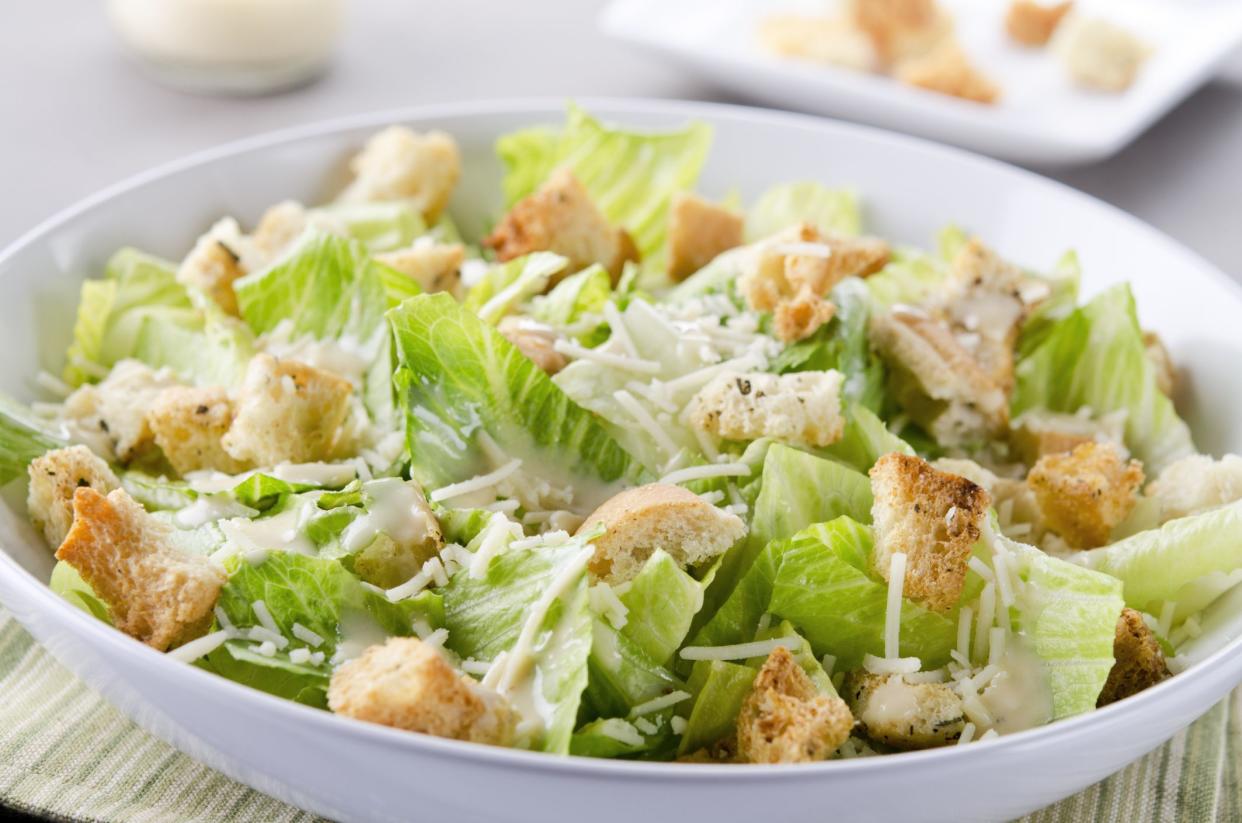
[2, 0, 1239, 276]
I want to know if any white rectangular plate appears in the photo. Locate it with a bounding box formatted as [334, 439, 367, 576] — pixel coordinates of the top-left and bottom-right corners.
[601, 0, 1242, 165]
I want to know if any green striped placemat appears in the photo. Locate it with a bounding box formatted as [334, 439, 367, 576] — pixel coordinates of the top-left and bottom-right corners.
[0, 606, 1235, 822]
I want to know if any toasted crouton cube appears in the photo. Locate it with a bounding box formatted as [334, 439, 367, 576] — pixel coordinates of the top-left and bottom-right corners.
[666, 192, 744, 281]
[737, 647, 853, 763]
[497, 316, 567, 375]
[941, 239, 1033, 392]
[1146, 454, 1242, 524]
[688, 371, 846, 449]
[61, 360, 180, 464]
[222, 354, 354, 466]
[896, 42, 1001, 105]
[55, 488, 225, 650]
[484, 169, 638, 280]
[870, 453, 990, 613]
[1142, 331, 1177, 398]
[27, 446, 119, 549]
[773, 288, 837, 343]
[376, 241, 464, 294]
[147, 386, 250, 475]
[328, 637, 514, 745]
[338, 127, 461, 220]
[845, 672, 966, 749]
[848, 0, 953, 66]
[1006, 0, 1072, 47]
[1028, 442, 1143, 549]
[177, 218, 247, 315]
[1009, 409, 1126, 466]
[739, 224, 890, 315]
[1055, 17, 1148, 92]
[576, 483, 746, 582]
[1097, 608, 1170, 706]
[870, 309, 1009, 447]
[759, 14, 879, 72]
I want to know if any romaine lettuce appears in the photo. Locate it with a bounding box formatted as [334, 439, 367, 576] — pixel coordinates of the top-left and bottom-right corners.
[0, 395, 68, 484]
[462, 252, 568, 324]
[745, 182, 861, 241]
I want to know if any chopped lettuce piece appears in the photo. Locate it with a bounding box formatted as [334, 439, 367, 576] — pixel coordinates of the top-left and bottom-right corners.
[618, 550, 706, 666]
[583, 619, 683, 720]
[462, 252, 568, 324]
[1013, 284, 1194, 475]
[1016, 250, 1081, 358]
[388, 293, 642, 507]
[745, 182, 861, 241]
[678, 660, 756, 754]
[663, 245, 749, 305]
[820, 404, 914, 474]
[50, 561, 111, 624]
[0, 395, 68, 485]
[864, 247, 947, 310]
[314, 201, 426, 252]
[570, 715, 675, 760]
[529, 264, 612, 343]
[132, 309, 255, 387]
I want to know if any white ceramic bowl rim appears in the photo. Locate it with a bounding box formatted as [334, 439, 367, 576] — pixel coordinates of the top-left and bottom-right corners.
[2, 96, 1240, 782]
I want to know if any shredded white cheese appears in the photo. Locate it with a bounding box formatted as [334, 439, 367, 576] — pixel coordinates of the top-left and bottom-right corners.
[630, 690, 692, 716]
[291, 622, 324, 648]
[554, 339, 662, 374]
[862, 654, 921, 675]
[659, 462, 751, 486]
[679, 636, 799, 661]
[885, 552, 907, 659]
[430, 459, 523, 503]
[168, 630, 230, 663]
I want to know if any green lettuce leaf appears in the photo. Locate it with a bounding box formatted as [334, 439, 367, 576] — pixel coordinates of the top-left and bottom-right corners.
[745, 182, 861, 241]
[530, 264, 612, 343]
[618, 550, 706, 666]
[50, 561, 111, 624]
[820, 404, 914, 474]
[0, 395, 68, 485]
[132, 309, 255, 387]
[864, 248, 948, 310]
[314, 201, 426, 252]
[462, 252, 568, 324]
[583, 619, 682, 721]
[1016, 251, 1081, 358]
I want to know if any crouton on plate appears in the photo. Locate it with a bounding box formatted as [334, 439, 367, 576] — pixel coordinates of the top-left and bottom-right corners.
[1028, 442, 1143, 549]
[27, 445, 120, 549]
[736, 647, 853, 763]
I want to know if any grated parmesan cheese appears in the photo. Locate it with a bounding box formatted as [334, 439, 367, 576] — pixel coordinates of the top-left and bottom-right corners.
[862, 654, 921, 675]
[680, 636, 799, 662]
[885, 552, 907, 659]
[168, 630, 230, 663]
[430, 459, 523, 503]
[659, 462, 751, 486]
[631, 690, 692, 716]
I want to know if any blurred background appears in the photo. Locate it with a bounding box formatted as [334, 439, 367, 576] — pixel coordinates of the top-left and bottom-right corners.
[2, 0, 1239, 273]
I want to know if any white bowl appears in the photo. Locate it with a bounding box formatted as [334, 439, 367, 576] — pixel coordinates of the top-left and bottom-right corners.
[1, 99, 1240, 823]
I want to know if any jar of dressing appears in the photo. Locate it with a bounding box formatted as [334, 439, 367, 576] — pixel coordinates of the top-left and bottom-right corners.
[107, 0, 346, 95]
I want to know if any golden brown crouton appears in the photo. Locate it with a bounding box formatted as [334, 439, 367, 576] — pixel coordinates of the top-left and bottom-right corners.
[484, 168, 639, 281]
[870, 309, 1009, 447]
[759, 14, 879, 72]
[848, 0, 953, 66]
[1142, 331, 1177, 398]
[1028, 442, 1143, 549]
[497, 316, 567, 375]
[375, 242, 464, 295]
[221, 354, 354, 466]
[1145, 454, 1242, 524]
[147, 386, 250, 476]
[677, 737, 739, 764]
[177, 219, 246, 315]
[688, 371, 846, 448]
[338, 127, 462, 220]
[1006, 0, 1072, 47]
[328, 637, 514, 745]
[666, 192, 744, 281]
[27, 445, 119, 549]
[845, 672, 966, 749]
[1055, 17, 1149, 93]
[61, 360, 181, 464]
[870, 453, 991, 613]
[1009, 409, 1126, 466]
[896, 42, 1001, 105]
[739, 224, 889, 316]
[576, 483, 746, 583]
[55, 488, 225, 650]
[1097, 608, 1170, 707]
[737, 648, 853, 764]
[773, 288, 837, 343]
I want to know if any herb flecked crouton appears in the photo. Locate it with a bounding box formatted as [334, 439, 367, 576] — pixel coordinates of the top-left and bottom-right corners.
[666, 192, 744, 281]
[177, 218, 247, 316]
[1028, 442, 1143, 549]
[61, 360, 181, 464]
[27, 445, 120, 549]
[222, 354, 354, 466]
[870, 453, 991, 613]
[845, 672, 966, 749]
[688, 371, 846, 449]
[740, 223, 889, 314]
[147, 386, 250, 475]
[773, 288, 837, 344]
[1005, 0, 1072, 47]
[55, 488, 225, 650]
[896, 42, 1001, 105]
[1097, 608, 1170, 707]
[328, 637, 515, 746]
[375, 241, 464, 295]
[737, 648, 854, 764]
[484, 168, 639, 280]
[338, 127, 461, 220]
[576, 483, 746, 583]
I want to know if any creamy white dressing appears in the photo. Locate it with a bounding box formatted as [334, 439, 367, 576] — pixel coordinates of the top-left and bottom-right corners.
[978, 641, 1054, 734]
[270, 461, 358, 487]
[331, 610, 390, 665]
[217, 504, 316, 558]
[859, 677, 922, 728]
[174, 495, 258, 528]
[340, 478, 437, 554]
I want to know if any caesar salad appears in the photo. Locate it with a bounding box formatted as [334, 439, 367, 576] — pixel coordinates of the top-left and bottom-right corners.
[8, 104, 1239, 764]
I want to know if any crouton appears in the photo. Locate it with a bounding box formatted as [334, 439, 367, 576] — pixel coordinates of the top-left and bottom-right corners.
[869, 309, 1009, 447]
[688, 371, 846, 449]
[1097, 608, 1170, 706]
[739, 224, 890, 314]
[375, 241, 464, 294]
[759, 14, 879, 72]
[845, 672, 966, 749]
[1055, 17, 1148, 92]
[497, 316, 567, 375]
[338, 127, 462, 220]
[1006, 0, 1072, 47]
[896, 42, 1001, 105]
[484, 168, 638, 281]
[328, 637, 514, 745]
[1142, 331, 1177, 398]
[61, 360, 180, 464]
[773, 288, 837, 343]
[27, 446, 120, 549]
[933, 457, 1048, 547]
[666, 192, 744, 281]
[576, 483, 746, 583]
[55, 488, 225, 650]
[848, 0, 953, 66]
[221, 354, 354, 466]
[1145, 454, 1242, 524]
[1028, 442, 1143, 549]
[147, 386, 249, 475]
[736, 648, 853, 764]
[1009, 409, 1126, 466]
[177, 218, 247, 315]
[870, 453, 990, 613]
